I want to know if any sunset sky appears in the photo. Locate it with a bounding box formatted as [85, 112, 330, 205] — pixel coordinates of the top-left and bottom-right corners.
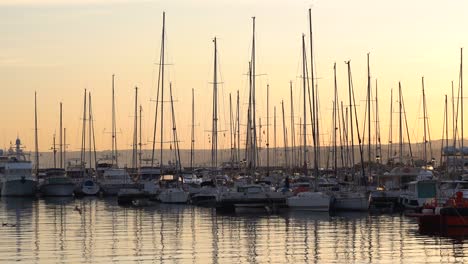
[1, 0, 468, 160]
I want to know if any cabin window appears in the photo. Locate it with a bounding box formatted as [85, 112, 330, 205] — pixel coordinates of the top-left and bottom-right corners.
[418, 182, 436, 198]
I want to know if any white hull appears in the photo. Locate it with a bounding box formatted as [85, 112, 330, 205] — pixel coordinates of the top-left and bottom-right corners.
[158, 188, 189, 204]
[287, 192, 331, 212]
[1, 179, 37, 197]
[40, 183, 75, 197]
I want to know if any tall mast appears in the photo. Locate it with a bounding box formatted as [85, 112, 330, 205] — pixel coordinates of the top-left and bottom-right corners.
[191, 88, 195, 169]
[229, 93, 234, 166]
[333, 62, 338, 176]
[212, 37, 218, 171]
[133, 87, 138, 169]
[111, 75, 118, 167]
[139, 105, 143, 169]
[266, 84, 270, 176]
[445, 94, 449, 165]
[367, 53, 371, 176]
[274, 106, 277, 167]
[422, 77, 427, 165]
[399, 82, 403, 164]
[59, 102, 63, 169]
[308, 8, 318, 179]
[81, 89, 87, 171]
[237, 90, 240, 164]
[63, 128, 66, 169]
[346, 61, 355, 180]
[282, 100, 288, 168]
[375, 79, 381, 164]
[90, 93, 97, 170]
[34, 92, 39, 175]
[388, 88, 393, 164]
[251, 17, 258, 170]
[290, 82, 296, 168]
[160, 12, 166, 170]
[169, 83, 181, 172]
[302, 34, 308, 175]
[461, 48, 464, 167]
[88, 92, 92, 170]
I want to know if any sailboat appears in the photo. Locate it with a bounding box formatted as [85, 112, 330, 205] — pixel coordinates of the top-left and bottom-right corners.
[286, 26, 331, 211]
[98, 76, 137, 196]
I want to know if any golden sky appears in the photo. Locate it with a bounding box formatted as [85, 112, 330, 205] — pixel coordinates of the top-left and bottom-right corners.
[1, 0, 467, 156]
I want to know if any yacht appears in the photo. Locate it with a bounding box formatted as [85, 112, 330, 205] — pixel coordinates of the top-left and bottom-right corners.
[0, 139, 37, 196]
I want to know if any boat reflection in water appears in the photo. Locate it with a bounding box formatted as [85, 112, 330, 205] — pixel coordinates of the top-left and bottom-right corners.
[0, 198, 468, 263]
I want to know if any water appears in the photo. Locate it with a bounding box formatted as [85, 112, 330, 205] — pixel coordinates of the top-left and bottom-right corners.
[0, 198, 467, 264]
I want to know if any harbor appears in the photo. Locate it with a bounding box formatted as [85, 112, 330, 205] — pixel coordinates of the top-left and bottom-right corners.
[2, 0, 468, 262]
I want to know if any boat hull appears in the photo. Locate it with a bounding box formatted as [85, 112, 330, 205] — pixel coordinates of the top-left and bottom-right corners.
[100, 183, 140, 196]
[40, 183, 75, 197]
[158, 189, 189, 204]
[287, 192, 331, 212]
[1, 179, 37, 197]
[81, 179, 100, 196]
[333, 194, 369, 211]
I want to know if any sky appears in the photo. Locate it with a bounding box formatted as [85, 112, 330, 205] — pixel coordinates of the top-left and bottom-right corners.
[1, 0, 468, 159]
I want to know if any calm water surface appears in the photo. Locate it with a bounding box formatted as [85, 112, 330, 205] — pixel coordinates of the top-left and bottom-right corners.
[0, 197, 467, 263]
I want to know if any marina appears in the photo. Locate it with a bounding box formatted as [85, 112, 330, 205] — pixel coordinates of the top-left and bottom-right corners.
[2, 0, 468, 262]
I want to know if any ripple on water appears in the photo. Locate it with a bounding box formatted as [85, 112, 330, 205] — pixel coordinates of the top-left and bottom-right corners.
[1, 198, 468, 263]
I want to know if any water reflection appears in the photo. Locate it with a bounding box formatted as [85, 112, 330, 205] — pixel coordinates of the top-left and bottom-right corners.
[0, 198, 468, 263]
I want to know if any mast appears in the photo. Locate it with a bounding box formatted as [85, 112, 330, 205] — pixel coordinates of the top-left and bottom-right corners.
[111, 75, 118, 167]
[191, 88, 195, 169]
[266, 84, 270, 176]
[302, 34, 308, 175]
[333, 62, 338, 176]
[375, 79, 381, 164]
[388, 88, 393, 164]
[461, 48, 464, 167]
[59, 102, 63, 169]
[251, 17, 258, 170]
[308, 8, 318, 179]
[63, 128, 66, 169]
[399, 82, 403, 164]
[212, 37, 218, 171]
[88, 92, 92, 171]
[90, 93, 97, 170]
[422, 77, 427, 165]
[290, 81, 296, 168]
[133, 87, 138, 169]
[34, 92, 39, 175]
[160, 12, 166, 171]
[346, 61, 355, 180]
[81, 89, 87, 172]
[367, 53, 371, 176]
[169, 83, 181, 172]
[282, 100, 288, 168]
[274, 106, 277, 167]
[237, 90, 240, 164]
[52, 134, 56, 168]
[229, 93, 234, 166]
[139, 105, 143, 169]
